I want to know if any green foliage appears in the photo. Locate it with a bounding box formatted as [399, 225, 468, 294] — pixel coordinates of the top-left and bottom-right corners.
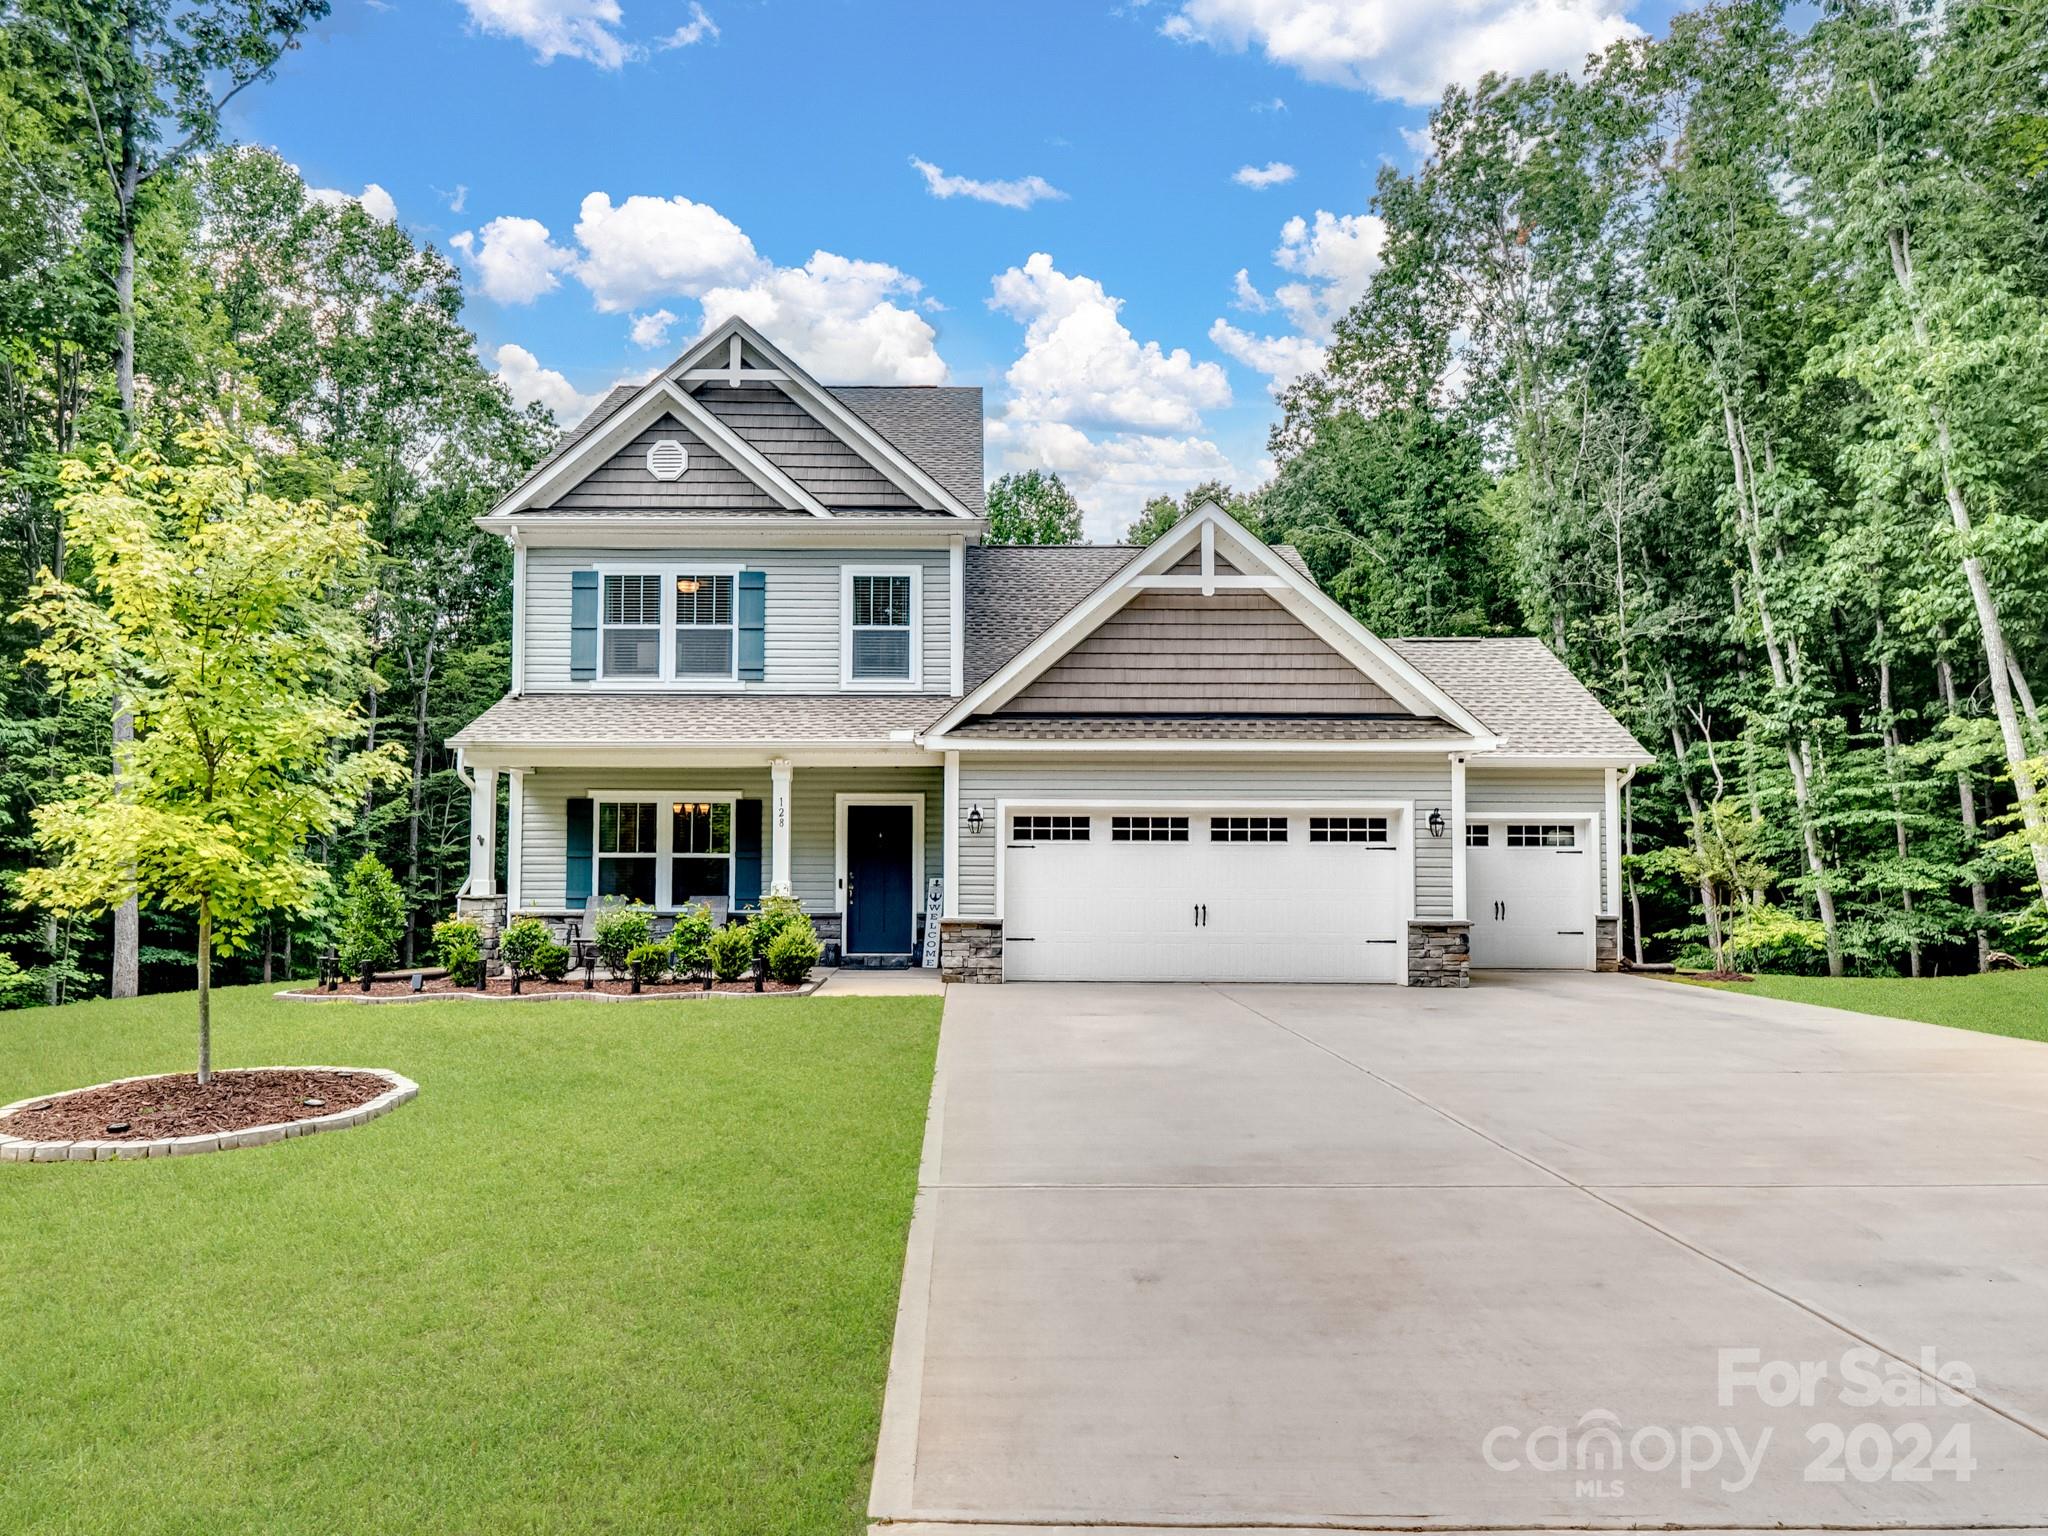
[984, 469, 1083, 545]
[706, 923, 755, 983]
[592, 902, 654, 976]
[0, 953, 39, 1009]
[625, 941, 672, 984]
[1124, 480, 1252, 545]
[741, 894, 811, 962]
[336, 855, 405, 978]
[498, 917, 552, 979]
[1724, 905, 1832, 977]
[431, 917, 484, 989]
[666, 902, 717, 978]
[764, 925, 822, 985]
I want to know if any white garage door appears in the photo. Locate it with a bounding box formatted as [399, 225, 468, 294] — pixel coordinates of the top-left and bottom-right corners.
[1466, 819, 1595, 969]
[1001, 807, 1406, 983]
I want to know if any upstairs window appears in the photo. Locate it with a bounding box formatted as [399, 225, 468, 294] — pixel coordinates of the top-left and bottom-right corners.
[844, 568, 919, 685]
[602, 573, 663, 679]
[673, 573, 735, 679]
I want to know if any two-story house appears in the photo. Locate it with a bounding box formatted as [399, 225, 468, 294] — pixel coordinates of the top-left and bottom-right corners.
[450, 317, 1650, 985]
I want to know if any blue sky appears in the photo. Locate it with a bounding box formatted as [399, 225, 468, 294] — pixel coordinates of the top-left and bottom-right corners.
[238, 0, 1679, 539]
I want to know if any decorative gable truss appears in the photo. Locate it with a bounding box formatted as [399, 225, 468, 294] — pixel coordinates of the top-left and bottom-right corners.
[490, 317, 980, 521]
[924, 504, 1500, 748]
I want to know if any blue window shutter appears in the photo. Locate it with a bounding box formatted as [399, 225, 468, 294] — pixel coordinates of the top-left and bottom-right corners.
[570, 569, 599, 681]
[737, 569, 766, 682]
[733, 798, 762, 910]
[566, 799, 593, 906]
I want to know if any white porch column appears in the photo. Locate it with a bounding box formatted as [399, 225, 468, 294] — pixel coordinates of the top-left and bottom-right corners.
[769, 758, 793, 898]
[506, 768, 526, 912]
[1449, 754, 1468, 921]
[942, 750, 960, 918]
[469, 763, 498, 899]
[1603, 766, 1622, 914]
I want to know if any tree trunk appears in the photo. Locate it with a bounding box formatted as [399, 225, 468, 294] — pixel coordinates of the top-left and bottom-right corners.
[404, 637, 435, 966]
[110, 709, 139, 998]
[1624, 779, 1645, 967]
[2010, 647, 2040, 730]
[1876, 642, 1919, 977]
[1886, 228, 2048, 911]
[196, 903, 213, 1086]
[1668, 720, 1725, 971]
[1937, 652, 1993, 972]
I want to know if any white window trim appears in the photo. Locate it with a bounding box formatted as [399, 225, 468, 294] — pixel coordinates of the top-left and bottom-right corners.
[834, 792, 926, 950]
[588, 789, 740, 912]
[594, 563, 744, 689]
[840, 564, 923, 691]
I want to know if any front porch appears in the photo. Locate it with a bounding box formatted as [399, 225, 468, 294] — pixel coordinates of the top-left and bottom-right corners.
[457, 756, 945, 966]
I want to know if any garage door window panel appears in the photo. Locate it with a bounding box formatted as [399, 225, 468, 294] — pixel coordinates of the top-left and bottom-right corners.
[1012, 814, 1090, 843]
[1112, 816, 1189, 843]
[1309, 815, 1388, 845]
[1507, 823, 1577, 848]
[1211, 816, 1287, 843]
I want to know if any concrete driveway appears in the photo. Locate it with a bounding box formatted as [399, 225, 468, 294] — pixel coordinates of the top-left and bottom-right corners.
[869, 974, 2048, 1534]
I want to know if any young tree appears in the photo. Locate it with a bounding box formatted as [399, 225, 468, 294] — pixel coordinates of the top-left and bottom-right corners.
[1125, 480, 1251, 545]
[16, 427, 405, 1080]
[983, 468, 1082, 545]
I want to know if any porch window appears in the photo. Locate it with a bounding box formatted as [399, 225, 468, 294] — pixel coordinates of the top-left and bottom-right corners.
[601, 573, 663, 679]
[671, 800, 733, 902]
[844, 568, 918, 685]
[673, 573, 735, 679]
[597, 800, 659, 903]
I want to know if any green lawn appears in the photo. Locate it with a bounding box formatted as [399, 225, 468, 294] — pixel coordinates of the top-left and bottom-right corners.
[0, 983, 940, 1536]
[1682, 968, 2048, 1043]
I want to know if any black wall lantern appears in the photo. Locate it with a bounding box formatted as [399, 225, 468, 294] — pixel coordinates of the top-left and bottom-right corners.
[1427, 806, 1446, 838]
[967, 803, 985, 836]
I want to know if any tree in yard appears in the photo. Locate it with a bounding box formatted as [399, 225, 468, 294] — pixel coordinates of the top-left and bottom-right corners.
[984, 468, 1082, 545]
[335, 854, 403, 982]
[1124, 480, 1252, 545]
[15, 427, 405, 1080]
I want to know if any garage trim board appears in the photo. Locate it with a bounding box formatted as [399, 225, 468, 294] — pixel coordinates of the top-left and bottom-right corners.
[995, 798, 1418, 985]
[1462, 806, 1600, 971]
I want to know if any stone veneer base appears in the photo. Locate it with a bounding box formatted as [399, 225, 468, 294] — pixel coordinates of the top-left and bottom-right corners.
[0, 1067, 417, 1163]
[1407, 919, 1472, 988]
[1595, 914, 1621, 972]
[939, 919, 1004, 984]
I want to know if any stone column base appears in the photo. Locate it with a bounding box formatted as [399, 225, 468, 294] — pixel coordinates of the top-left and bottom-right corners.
[1407, 920, 1471, 987]
[1595, 914, 1620, 972]
[456, 893, 508, 974]
[940, 919, 1003, 983]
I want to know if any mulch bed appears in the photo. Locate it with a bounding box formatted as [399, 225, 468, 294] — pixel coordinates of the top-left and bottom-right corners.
[2, 1069, 388, 1143]
[323, 975, 805, 998]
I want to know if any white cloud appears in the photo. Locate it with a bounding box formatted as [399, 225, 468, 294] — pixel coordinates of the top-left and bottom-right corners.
[1209, 318, 1325, 394]
[1232, 160, 1296, 189]
[569, 191, 765, 312]
[660, 1, 718, 47]
[458, 0, 632, 68]
[307, 182, 398, 223]
[1253, 95, 1287, 112]
[1161, 0, 1640, 106]
[985, 418, 1251, 542]
[1230, 268, 1271, 312]
[450, 216, 573, 305]
[989, 252, 1230, 432]
[628, 308, 678, 348]
[1398, 123, 1436, 160]
[491, 342, 604, 423]
[696, 251, 947, 384]
[443, 183, 468, 215]
[910, 157, 1067, 210]
[1272, 208, 1384, 337]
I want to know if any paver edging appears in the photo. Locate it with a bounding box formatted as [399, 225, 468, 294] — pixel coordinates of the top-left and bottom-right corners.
[0, 1067, 417, 1164]
[272, 974, 826, 1004]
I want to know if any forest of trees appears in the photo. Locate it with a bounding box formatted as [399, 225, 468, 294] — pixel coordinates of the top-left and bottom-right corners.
[1, 0, 2042, 1002]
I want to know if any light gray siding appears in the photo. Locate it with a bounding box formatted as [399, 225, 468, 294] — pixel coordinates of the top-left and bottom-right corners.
[1466, 766, 1612, 909]
[550, 414, 785, 512]
[523, 546, 954, 693]
[999, 591, 1404, 715]
[691, 384, 920, 509]
[954, 755, 1456, 920]
[513, 763, 939, 916]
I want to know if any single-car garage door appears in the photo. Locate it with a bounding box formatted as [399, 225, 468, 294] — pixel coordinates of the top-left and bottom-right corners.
[1001, 806, 1407, 983]
[1465, 818, 1595, 969]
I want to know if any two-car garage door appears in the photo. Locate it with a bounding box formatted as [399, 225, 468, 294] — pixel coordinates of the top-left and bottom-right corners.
[1000, 806, 1407, 983]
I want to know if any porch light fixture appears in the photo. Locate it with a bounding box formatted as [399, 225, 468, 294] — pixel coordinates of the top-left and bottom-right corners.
[1427, 807, 1446, 838]
[967, 803, 985, 836]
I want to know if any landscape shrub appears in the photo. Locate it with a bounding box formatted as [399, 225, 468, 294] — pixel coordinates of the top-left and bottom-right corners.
[499, 917, 552, 979]
[593, 902, 653, 975]
[764, 924, 822, 985]
[625, 941, 671, 985]
[667, 902, 717, 978]
[706, 922, 755, 982]
[742, 894, 810, 961]
[1724, 906, 1830, 976]
[337, 854, 405, 979]
[432, 917, 485, 988]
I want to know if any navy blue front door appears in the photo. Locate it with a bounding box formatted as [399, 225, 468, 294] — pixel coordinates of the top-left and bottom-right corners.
[847, 804, 914, 953]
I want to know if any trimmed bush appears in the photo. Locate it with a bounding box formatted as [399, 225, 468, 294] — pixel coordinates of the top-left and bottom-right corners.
[432, 917, 486, 989]
[536, 940, 571, 983]
[706, 923, 755, 982]
[742, 894, 810, 961]
[625, 941, 671, 985]
[499, 917, 552, 979]
[593, 902, 653, 976]
[667, 902, 717, 979]
[337, 854, 405, 979]
[764, 924, 822, 985]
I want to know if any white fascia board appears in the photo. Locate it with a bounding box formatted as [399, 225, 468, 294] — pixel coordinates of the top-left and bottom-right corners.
[1469, 751, 1657, 769]
[926, 736, 1491, 754]
[924, 502, 1493, 739]
[689, 317, 978, 519]
[476, 514, 985, 548]
[451, 741, 937, 770]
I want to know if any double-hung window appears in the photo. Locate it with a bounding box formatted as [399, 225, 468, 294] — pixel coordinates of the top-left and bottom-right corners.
[671, 800, 733, 901]
[598, 568, 740, 683]
[596, 801, 660, 903]
[843, 567, 920, 686]
[591, 794, 736, 909]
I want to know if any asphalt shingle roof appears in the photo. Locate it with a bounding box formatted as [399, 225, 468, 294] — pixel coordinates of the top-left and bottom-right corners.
[963, 544, 1145, 689]
[1387, 636, 1651, 759]
[944, 715, 1466, 742]
[451, 692, 955, 747]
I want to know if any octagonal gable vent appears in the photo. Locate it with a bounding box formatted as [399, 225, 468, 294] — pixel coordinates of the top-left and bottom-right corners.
[645, 439, 689, 481]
